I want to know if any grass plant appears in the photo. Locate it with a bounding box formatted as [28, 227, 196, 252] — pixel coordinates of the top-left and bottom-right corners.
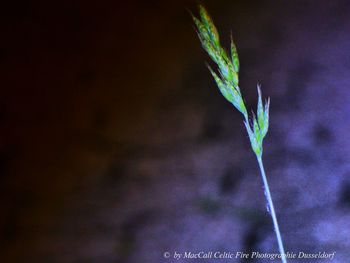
[192, 5, 287, 262]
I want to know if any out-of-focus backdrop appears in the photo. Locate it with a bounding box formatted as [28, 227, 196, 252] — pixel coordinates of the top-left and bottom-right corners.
[1, 0, 350, 262]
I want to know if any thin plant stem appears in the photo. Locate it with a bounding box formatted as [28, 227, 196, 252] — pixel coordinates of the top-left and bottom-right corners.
[257, 156, 287, 263]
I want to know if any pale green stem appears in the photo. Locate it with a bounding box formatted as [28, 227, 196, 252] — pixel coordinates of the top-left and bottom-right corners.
[257, 156, 287, 263]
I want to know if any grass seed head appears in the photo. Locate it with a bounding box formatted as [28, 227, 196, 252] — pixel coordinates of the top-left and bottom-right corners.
[192, 5, 270, 158]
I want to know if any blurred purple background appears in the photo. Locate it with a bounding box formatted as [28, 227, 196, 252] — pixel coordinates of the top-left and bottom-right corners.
[1, 0, 350, 262]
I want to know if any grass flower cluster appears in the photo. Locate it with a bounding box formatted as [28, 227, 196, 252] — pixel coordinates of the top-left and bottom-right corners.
[192, 5, 287, 263]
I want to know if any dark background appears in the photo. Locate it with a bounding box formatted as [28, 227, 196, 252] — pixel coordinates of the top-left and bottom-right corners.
[1, 0, 350, 262]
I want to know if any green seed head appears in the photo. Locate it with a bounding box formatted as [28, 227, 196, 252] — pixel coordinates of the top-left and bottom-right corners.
[193, 5, 270, 159]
